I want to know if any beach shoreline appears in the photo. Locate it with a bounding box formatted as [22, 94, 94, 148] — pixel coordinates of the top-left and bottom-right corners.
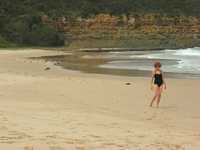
[35, 48, 200, 79]
[0, 49, 200, 150]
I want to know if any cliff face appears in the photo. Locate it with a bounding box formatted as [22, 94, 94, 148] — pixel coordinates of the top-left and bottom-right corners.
[2, 0, 200, 47]
[43, 14, 200, 49]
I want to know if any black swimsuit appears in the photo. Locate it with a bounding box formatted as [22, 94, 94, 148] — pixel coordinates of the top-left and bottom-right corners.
[154, 73, 163, 87]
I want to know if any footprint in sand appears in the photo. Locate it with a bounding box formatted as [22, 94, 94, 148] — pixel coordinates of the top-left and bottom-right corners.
[76, 146, 86, 150]
[50, 146, 66, 150]
[158, 143, 185, 150]
[24, 146, 34, 150]
[65, 138, 85, 145]
[89, 134, 102, 139]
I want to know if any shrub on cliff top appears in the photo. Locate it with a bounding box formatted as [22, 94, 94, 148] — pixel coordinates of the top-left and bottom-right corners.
[24, 24, 65, 46]
[0, 35, 12, 48]
[3, 14, 65, 47]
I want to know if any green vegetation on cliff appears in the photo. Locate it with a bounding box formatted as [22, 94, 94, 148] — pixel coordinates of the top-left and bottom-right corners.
[0, 0, 200, 47]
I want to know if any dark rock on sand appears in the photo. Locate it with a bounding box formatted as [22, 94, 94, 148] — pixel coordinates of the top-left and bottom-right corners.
[125, 82, 131, 85]
[44, 67, 51, 71]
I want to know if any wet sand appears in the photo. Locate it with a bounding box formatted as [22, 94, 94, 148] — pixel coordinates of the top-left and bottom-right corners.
[0, 49, 200, 150]
[37, 52, 200, 79]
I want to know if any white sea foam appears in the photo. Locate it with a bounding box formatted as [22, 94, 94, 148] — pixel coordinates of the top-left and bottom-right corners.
[174, 48, 200, 56]
[100, 47, 200, 74]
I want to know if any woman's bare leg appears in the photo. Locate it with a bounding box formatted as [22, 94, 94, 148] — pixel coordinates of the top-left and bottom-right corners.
[156, 87, 163, 108]
[150, 95, 157, 107]
[150, 86, 159, 107]
[156, 94, 161, 108]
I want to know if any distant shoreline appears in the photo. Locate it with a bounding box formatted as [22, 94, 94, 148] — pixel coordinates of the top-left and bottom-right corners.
[79, 47, 165, 52]
[78, 47, 195, 52]
[0, 45, 196, 52]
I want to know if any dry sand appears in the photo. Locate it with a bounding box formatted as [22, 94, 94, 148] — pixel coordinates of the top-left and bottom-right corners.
[0, 49, 199, 150]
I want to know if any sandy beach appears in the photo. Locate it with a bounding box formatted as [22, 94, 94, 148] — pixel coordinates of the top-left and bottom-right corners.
[0, 49, 200, 150]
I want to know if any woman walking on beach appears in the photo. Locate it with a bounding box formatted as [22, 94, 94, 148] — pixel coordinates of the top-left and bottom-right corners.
[150, 62, 167, 108]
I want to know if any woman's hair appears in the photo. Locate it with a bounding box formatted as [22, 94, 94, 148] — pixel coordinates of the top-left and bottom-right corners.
[154, 61, 162, 68]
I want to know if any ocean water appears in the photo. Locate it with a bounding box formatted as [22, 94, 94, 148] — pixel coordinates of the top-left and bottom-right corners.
[99, 47, 200, 75]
